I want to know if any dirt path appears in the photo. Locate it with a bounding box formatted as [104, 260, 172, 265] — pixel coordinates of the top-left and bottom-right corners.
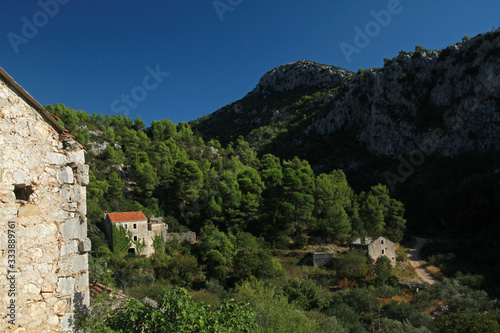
[408, 237, 437, 285]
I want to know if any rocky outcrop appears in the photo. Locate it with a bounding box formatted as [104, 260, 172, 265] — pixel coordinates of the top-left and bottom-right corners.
[249, 59, 352, 96]
[194, 30, 500, 159]
[309, 30, 500, 157]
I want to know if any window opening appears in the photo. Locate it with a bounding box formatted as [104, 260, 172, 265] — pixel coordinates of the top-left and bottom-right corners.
[14, 185, 33, 201]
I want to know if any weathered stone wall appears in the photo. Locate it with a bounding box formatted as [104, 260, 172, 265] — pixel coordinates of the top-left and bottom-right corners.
[105, 218, 168, 257]
[0, 77, 90, 331]
[368, 237, 396, 266]
[166, 231, 196, 244]
[143, 223, 168, 256]
[301, 252, 335, 268]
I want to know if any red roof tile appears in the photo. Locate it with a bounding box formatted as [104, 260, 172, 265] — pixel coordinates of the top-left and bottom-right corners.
[107, 211, 147, 223]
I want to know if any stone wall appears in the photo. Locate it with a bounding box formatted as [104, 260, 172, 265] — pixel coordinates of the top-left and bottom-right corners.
[368, 237, 396, 266]
[0, 74, 90, 331]
[166, 231, 196, 244]
[104, 217, 168, 257]
[300, 252, 335, 268]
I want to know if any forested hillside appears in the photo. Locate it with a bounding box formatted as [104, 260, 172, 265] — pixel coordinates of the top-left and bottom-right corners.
[46, 29, 500, 332]
[47, 103, 405, 245]
[191, 30, 500, 294]
[48, 103, 500, 333]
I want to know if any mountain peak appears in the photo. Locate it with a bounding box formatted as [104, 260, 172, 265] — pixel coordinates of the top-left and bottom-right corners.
[249, 60, 352, 96]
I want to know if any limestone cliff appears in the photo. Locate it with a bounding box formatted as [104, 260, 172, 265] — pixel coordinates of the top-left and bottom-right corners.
[192, 29, 500, 159]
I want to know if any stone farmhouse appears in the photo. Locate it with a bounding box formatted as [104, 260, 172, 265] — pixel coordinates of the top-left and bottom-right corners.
[104, 212, 196, 257]
[104, 211, 167, 257]
[351, 236, 396, 266]
[0, 67, 90, 331]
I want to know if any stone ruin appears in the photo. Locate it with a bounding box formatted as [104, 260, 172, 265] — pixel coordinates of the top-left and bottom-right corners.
[0, 67, 90, 331]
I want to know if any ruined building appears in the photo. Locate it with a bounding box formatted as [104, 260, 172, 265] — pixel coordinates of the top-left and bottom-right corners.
[0, 67, 90, 331]
[351, 236, 396, 266]
[104, 211, 196, 257]
[104, 211, 167, 257]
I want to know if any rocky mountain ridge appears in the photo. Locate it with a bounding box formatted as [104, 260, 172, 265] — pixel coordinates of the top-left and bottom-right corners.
[192, 29, 500, 159]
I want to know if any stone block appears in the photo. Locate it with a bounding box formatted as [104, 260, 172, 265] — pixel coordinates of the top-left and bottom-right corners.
[17, 204, 41, 217]
[77, 272, 89, 290]
[39, 224, 57, 238]
[54, 299, 70, 315]
[78, 238, 91, 254]
[71, 185, 82, 201]
[60, 313, 74, 331]
[0, 206, 18, 220]
[58, 166, 74, 184]
[73, 290, 90, 311]
[61, 240, 79, 256]
[63, 202, 78, 211]
[47, 153, 66, 165]
[78, 202, 87, 216]
[76, 164, 89, 185]
[62, 218, 81, 239]
[48, 315, 59, 325]
[61, 188, 71, 201]
[65, 150, 85, 165]
[13, 169, 30, 185]
[71, 254, 88, 272]
[57, 277, 75, 294]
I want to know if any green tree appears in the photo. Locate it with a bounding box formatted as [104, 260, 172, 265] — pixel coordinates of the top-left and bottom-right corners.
[358, 191, 384, 237]
[334, 249, 370, 283]
[435, 312, 500, 333]
[232, 248, 284, 282]
[152, 234, 165, 254]
[279, 157, 315, 237]
[374, 255, 392, 285]
[111, 225, 132, 255]
[107, 287, 258, 332]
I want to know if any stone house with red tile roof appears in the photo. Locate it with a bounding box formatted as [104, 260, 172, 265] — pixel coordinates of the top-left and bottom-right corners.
[104, 211, 167, 257]
[0, 66, 90, 331]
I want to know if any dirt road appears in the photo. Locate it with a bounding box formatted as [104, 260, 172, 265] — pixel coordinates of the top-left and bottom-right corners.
[408, 237, 437, 285]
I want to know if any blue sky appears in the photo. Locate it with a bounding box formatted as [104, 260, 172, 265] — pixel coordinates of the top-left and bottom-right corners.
[1, 1, 499, 125]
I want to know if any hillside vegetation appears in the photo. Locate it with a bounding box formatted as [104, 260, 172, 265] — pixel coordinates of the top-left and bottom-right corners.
[48, 29, 500, 332]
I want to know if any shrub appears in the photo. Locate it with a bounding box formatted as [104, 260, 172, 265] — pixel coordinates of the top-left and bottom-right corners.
[295, 234, 308, 249]
[434, 311, 500, 333]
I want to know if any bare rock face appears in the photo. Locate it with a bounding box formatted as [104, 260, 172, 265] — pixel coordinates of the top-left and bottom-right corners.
[307, 30, 500, 157]
[193, 30, 499, 166]
[250, 59, 352, 96]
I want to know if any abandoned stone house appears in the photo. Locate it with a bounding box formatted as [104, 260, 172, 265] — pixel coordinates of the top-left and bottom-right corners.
[301, 252, 336, 268]
[104, 211, 167, 257]
[0, 67, 90, 331]
[350, 236, 396, 266]
[104, 212, 196, 257]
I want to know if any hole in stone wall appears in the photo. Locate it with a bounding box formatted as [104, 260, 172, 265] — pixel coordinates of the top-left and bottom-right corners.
[14, 185, 33, 201]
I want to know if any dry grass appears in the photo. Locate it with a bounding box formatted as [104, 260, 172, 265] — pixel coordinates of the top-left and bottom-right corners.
[425, 265, 447, 281]
[393, 262, 419, 282]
